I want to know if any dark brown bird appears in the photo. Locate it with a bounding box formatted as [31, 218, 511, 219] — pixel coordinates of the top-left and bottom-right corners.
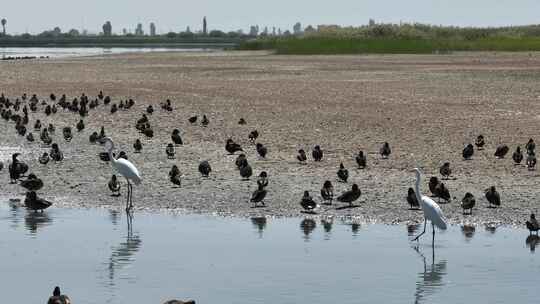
[321, 180, 334, 205]
[494, 145, 509, 158]
[380, 142, 391, 159]
[337, 184, 361, 206]
[463, 144, 474, 160]
[20, 174, 43, 191]
[24, 191, 52, 212]
[133, 139, 142, 153]
[256, 143, 268, 159]
[249, 130, 259, 143]
[312, 145, 323, 161]
[461, 192, 476, 215]
[297, 149, 307, 164]
[526, 213, 539, 235]
[188, 116, 197, 124]
[513, 146, 523, 164]
[300, 191, 317, 211]
[407, 187, 419, 210]
[166, 143, 175, 159]
[250, 184, 267, 207]
[337, 163, 349, 182]
[108, 174, 121, 196]
[225, 139, 243, 155]
[475, 135, 485, 150]
[429, 176, 440, 197]
[527, 151, 537, 170]
[526, 138, 536, 154]
[199, 160, 211, 177]
[355, 151, 366, 169]
[485, 186, 501, 208]
[171, 129, 183, 145]
[439, 162, 452, 180]
[169, 165, 182, 187]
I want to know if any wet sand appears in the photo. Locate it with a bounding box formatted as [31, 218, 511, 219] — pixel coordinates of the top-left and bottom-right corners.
[1, 51, 540, 226]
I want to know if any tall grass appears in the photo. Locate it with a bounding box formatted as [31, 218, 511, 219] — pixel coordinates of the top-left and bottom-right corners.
[238, 36, 540, 54]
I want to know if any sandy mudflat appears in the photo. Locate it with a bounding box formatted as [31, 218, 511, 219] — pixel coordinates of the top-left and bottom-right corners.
[1, 50, 540, 227]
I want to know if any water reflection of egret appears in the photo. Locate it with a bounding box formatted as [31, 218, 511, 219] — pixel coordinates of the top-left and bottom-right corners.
[526, 235, 539, 253]
[250, 217, 266, 238]
[413, 246, 447, 304]
[300, 218, 316, 241]
[107, 213, 142, 286]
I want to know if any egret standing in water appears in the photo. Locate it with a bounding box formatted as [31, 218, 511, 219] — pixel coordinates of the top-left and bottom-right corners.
[103, 137, 141, 212]
[411, 168, 448, 245]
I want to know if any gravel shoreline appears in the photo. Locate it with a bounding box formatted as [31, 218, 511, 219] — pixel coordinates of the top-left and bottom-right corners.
[2, 51, 540, 227]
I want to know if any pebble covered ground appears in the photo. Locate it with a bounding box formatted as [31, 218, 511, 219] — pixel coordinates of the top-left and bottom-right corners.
[2, 51, 540, 227]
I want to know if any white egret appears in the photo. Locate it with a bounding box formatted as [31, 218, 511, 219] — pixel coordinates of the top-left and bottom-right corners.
[103, 137, 141, 212]
[411, 168, 447, 244]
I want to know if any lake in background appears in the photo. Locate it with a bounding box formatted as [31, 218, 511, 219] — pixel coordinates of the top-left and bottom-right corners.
[0, 47, 215, 59]
[0, 200, 538, 304]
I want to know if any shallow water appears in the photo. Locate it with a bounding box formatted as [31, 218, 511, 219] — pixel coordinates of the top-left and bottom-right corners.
[0, 201, 538, 304]
[0, 47, 212, 59]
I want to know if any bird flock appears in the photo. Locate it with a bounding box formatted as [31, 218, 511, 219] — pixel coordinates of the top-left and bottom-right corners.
[0, 91, 538, 235]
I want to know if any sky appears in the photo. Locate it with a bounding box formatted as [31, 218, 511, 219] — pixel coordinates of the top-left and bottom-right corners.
[2, 0, 539, 34]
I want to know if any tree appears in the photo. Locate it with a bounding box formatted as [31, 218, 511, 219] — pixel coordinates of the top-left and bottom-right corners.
[293, 22, 302, 35]
[150, 22, 156, 36]
[166, 31, 177, 38]
[203, 16, 207, 35]
[209, 30, 225, 37]
[103, 21, 112, 36]
[67, 29, 80, 37]
[1, 18, 6, 36]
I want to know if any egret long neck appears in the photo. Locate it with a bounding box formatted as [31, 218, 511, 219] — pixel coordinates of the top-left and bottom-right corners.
[107, 146, 117, 164]
[414, 171, 422, 203]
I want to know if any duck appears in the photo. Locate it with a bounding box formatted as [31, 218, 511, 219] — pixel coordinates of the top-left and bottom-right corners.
[108, 174, 121, 196]
[494, 145, 509, 158]
[526, 213, 539, 235]
[406, 187, 419, 210]
[110, 103, 118, 114]
[117, 151, 128, 160]
[146, 105, 154, 114]
[50, 143, 64, 162]
[380, 142, 391, 158]
[39, 153, 50, 165]
[461, 192, 476, 215]
[143, 127, 154, 138]
[463, 143, 474, 160]
[439, 162, 452, 180]
[62, 127, 73, 142]
[26, 132, 34, 142]
[47, 123, 55, 134]
[9, 153, 28, 183]
[475, 135, 485, 150]
[171, 129, 183, 145]
[256, 143, 268, 159]
[24, 191, 52, 212]
[526, 138, 536, 154]
[235, 154, 248, 170]
[300, 191, 317, 211]
[297, 149, 307, 164]
[428, 176, 440, 197]
[20, 174, 44, 191]
[225, 139, 243, 155]
[337, 163, 349, 182]
[250, 184, 267, 207]
[169, 165, 181, 187]
[188, 116, 197, 124]
[89, 132, 99, 143]
[239, 161, 253, 180]
[355, 151, 366, 169]
[434, 182, 451, 203]
[133, 139, 142, 153]
[320, 180, 334, 205]
[34, 119, 42, 130]
[249, 130, 259, 143]
[76, 119, 85, 132]
[257, 171, 268, 188]
[47, 286, 71, 304]
[41, 129, 53, 146]
[312, 145, 323, 161]
[527, 151, 537, 170]
[198, 160, 211, 177]
[513, 146, 524, 164]
[166, 143, 175, 159]
[337, 184, 361, 206]
[485, 186, 501, 208]
[201, 114, 209, 127]
[98, 91, 104, 100]
[238, 118, 246, 125]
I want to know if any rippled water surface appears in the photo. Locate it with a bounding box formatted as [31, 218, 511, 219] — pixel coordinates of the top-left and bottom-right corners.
[0, 47, 213, 58]
[0, 201, 538, 304]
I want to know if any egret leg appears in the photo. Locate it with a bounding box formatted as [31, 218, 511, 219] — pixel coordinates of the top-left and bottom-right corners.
[128, 182, 133, 211]
[432, 223, 435, 246]
[412, 220, 427, 241]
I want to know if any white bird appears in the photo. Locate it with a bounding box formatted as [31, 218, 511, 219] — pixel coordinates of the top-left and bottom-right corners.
[411, 168, 447, 245]
[103, 137, 141, 212]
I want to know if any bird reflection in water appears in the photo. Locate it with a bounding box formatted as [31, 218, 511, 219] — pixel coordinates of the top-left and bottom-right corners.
[24, 209, 53, 235]
[106, 213, 142, 286]
[321, 216, 333, 240]
[300, 218, 316, 241]
[413, 245, 447, 304]
[484, 223, 497, 234]
[250, 217, 267, 239]
[8, 201, 22, 230]
[109, 210, 120, 226]
[461, 225, 476, 241]
[407, 223, 421, 237]
[526, 235, 539, 253]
